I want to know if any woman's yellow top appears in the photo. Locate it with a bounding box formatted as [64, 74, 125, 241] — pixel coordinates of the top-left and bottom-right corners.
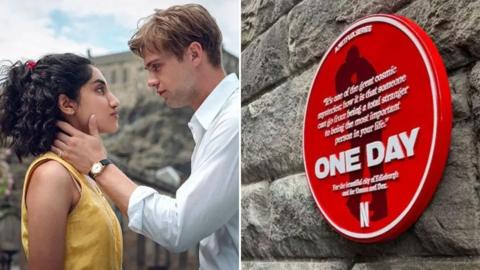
[21, 152, 123, 269]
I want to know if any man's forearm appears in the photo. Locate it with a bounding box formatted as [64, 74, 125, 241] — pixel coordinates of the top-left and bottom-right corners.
[95, 164, 138, 216]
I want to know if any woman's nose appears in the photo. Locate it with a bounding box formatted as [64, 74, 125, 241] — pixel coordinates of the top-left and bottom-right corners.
[109, 92, 120, 108]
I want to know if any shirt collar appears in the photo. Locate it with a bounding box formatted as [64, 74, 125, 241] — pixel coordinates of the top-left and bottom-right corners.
[190, 73, 239, 131]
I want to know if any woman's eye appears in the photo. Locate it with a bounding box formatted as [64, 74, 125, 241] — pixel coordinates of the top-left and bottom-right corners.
[96, 88, 105, 94]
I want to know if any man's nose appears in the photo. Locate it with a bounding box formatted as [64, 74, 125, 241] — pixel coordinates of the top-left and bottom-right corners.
[147, 73, 159, 88]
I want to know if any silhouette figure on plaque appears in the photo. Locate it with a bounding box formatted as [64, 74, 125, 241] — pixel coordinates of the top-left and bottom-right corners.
[335, 46, 387, 221]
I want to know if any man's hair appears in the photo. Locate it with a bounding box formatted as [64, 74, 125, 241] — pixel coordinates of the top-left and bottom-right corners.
[128, 4, 223, 67]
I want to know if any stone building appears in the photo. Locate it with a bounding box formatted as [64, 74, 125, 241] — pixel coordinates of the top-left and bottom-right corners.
[241, 0, 480, 269]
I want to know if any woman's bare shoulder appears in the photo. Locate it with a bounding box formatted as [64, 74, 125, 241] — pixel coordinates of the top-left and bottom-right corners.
[27, 160, 74, 198]
[30, 160, 71, 182]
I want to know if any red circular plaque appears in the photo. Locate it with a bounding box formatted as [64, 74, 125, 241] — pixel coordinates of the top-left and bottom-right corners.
[303, 14, 452, 242]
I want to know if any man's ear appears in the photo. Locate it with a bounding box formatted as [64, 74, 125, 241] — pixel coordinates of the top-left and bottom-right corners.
[58, 94, 77, 115]
[187, 42, 203, 66]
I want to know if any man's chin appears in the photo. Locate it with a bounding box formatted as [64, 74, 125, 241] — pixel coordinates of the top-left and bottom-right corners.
[164, 99, 187, 109]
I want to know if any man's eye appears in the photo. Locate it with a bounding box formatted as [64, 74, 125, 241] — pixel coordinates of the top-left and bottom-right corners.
[153, 64, 161, 71]
[96, 87, 105, 94]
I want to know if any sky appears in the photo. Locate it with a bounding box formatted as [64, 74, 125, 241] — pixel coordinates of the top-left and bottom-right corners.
[0, 0, 240, 62]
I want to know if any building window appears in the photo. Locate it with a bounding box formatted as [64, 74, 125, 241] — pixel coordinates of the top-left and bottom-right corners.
[123, 68, 128, 83]
[111, 70, 116, 84]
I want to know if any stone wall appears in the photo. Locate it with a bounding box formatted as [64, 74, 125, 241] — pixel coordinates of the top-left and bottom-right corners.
[241, 0, 480, 269]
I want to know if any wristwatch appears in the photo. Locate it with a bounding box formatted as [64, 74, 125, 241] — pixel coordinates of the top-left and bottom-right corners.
[88, 158, 112, 179]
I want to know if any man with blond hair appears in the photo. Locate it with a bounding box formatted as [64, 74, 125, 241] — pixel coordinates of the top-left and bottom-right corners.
[53, 4, 239, 269]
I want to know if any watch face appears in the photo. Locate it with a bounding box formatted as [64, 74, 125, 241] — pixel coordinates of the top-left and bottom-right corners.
[92, 163, 103, 174]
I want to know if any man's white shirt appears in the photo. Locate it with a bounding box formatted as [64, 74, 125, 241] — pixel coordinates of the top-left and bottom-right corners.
[128, 73, 240, 270]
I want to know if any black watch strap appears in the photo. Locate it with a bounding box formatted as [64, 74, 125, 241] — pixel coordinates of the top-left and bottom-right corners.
[99, 158, 112, 166]
[88, 158, 112, 179]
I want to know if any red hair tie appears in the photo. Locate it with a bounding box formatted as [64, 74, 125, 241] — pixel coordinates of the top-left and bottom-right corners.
[25, 60, 37, 71]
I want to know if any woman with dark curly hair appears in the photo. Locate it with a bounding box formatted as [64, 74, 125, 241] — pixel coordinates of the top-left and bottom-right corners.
[0, 53, 123, 269]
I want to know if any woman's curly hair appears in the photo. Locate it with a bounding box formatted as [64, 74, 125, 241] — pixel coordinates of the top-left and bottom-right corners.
[0, 53, 92, 161]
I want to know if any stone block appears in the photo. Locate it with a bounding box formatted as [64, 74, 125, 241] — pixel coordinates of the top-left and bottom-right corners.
[242, 260, 350, 270]
[242, 0, 300, 47]
[242, 17, 290, 102]
[241, 65, 316, 184]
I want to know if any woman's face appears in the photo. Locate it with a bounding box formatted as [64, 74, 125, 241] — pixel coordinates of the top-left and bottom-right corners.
[71, 65, 120, 134]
